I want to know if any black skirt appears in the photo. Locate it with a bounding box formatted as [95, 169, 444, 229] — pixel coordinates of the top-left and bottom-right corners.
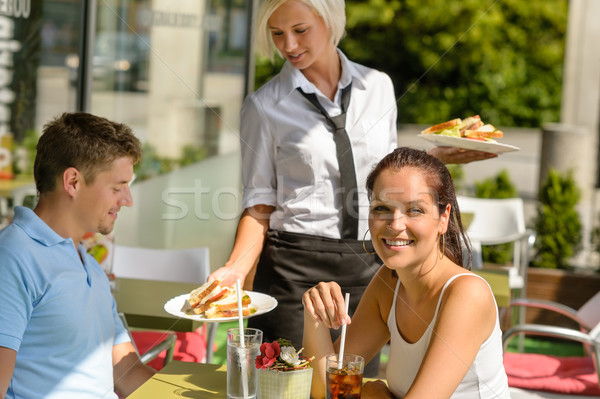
[248, 229, 383, 377]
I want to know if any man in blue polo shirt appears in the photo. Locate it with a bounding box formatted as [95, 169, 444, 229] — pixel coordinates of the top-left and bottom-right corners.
[0, 112, 155, 398]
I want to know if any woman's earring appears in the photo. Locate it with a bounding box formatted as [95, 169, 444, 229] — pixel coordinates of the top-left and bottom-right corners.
[439, 233, 445, 260]
[362, 229, 377, 255]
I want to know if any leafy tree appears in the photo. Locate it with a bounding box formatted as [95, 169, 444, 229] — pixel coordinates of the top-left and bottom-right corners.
[342, 0, 567, 127]
[254, 55, 284, 91]
[254, 0, 568, 128]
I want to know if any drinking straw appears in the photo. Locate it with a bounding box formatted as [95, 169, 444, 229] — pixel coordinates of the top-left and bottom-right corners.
[236, 279, 245, 345]
[236, 279, 249, 398]
[337, 292, 350, 369]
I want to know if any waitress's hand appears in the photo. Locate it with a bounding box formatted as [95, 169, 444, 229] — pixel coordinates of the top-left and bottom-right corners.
[302, 282, 350, 330]
[362, 380, 394, 398]
[207, 264, 246, 287]
[429, 146, 497, 164]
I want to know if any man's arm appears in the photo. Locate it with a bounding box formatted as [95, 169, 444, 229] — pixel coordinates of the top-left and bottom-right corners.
[0, 347, 16, 399]
[112, 341, 155, 397]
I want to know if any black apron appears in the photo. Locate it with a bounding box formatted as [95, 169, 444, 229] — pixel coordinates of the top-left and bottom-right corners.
[248, 229, 383, 377]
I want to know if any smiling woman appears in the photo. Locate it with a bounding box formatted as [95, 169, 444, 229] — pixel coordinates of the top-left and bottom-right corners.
[365, 147, 470, 268]
[368, 169, 447, 269]
[302, 147, 511, 399]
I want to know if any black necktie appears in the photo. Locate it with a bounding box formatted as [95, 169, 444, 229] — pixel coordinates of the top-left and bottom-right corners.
[297, 84, 358, 239]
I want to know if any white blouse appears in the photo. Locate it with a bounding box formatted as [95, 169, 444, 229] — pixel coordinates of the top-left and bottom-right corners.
[386, 274, 510, 398]
[240, 50, 397, 240]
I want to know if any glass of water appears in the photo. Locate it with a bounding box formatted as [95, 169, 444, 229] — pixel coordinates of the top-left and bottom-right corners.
[227, 328, 263, 399]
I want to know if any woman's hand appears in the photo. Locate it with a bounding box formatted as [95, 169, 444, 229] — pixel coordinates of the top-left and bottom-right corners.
[362, 380, 394, 398]
[207, 264, 246, 287]
[302, 282, 350, 329]
[429, 146, 497, 164]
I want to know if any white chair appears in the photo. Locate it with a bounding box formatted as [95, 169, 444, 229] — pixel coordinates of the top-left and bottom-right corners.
[112, 245, 218, 363]
[112, 245, 210, 283]
[457, 196, 536, 345]
[457, 196, 535, 300]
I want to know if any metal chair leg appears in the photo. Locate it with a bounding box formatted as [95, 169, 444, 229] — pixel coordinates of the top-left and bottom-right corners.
[205, 323, 218, 363]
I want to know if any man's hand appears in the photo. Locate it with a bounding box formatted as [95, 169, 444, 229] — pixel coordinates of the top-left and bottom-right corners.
[429, 146, 498, 164]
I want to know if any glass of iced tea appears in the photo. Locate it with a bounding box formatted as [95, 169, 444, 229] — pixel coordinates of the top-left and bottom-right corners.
[326, 354, 364, 399]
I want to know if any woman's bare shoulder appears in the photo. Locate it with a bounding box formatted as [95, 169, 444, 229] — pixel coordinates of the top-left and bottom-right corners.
[442, 271, 496, 311]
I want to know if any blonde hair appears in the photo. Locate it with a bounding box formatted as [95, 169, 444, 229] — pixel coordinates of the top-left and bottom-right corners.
[255, 0, 346, 61]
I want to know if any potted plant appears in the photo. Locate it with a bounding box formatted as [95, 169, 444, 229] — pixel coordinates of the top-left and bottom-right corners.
[532, 169, 581, 270]
[255, 338, 313, 399]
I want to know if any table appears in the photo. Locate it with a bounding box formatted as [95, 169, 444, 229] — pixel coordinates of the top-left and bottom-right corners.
[129, 361, 227, 398]
[129, 361, 380, 399]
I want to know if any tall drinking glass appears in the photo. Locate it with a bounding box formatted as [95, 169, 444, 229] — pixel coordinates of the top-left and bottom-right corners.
[227, 328, 262, 399]
[326, 354, 364, 399]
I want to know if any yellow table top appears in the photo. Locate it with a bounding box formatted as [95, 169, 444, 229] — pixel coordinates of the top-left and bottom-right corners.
[129, 361, 381, 399]
[129, 361, 227, 399]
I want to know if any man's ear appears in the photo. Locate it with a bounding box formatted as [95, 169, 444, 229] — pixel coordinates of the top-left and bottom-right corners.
[63, 167, 82, 197]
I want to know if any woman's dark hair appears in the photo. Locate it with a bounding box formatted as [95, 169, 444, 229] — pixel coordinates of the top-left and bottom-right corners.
[366, 147, 472, 269]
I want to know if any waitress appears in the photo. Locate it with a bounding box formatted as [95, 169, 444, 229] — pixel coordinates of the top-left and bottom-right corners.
[208, 0, 493, 377]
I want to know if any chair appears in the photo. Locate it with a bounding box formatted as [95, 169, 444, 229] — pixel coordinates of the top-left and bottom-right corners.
[112, 245, 218, 366]
[502, 291, 600, 396]
[457, 196, 535, 300]
[119, 312, 176, 368]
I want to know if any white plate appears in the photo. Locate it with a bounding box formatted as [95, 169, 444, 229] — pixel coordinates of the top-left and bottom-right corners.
[418, 134, 520, 154]
[164, 291, 278, 323]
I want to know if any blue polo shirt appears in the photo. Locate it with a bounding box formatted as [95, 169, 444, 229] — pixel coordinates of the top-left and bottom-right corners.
[0, 207, 130, 399]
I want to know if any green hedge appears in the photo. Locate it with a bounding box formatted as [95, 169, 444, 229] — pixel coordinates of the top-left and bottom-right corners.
[255, 0, 568, 128]
[533, 169, 582, 269]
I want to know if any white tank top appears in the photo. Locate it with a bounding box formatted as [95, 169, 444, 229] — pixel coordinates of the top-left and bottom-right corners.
[385, 273, 510, 398]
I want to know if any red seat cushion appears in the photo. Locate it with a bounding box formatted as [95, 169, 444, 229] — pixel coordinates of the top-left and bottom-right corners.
[504, 352, 600, 396]
[132, 327, 209, 371]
